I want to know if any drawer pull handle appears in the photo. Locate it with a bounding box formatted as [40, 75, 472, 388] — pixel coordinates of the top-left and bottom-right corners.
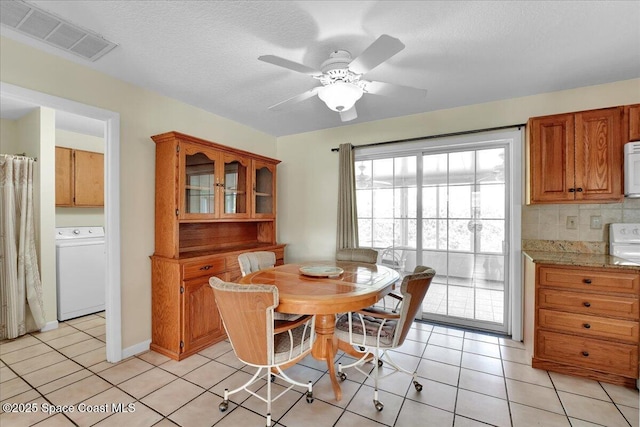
[583, 323, 591, 329]
[583, 279, 592, 284]
[583, 302, 591, 307]
[581, 351, 589, 357]
[200, 265, 213, 271]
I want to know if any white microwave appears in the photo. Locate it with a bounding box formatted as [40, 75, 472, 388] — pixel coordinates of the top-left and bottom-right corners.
[625, 142, 640, 198]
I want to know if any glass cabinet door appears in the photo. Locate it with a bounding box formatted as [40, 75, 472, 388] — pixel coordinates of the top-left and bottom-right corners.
[253, 161, 276, 217]
[184, 150, 217, 217]
[221, 154, 250, 218]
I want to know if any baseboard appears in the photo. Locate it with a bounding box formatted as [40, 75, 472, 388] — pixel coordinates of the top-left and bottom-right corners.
[121, 339, 151, 359]
[40, 321, 59, 332]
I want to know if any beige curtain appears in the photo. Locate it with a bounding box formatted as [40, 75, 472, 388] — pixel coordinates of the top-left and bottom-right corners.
[336, 143, 359, 249]
[0, 154, 46, 340]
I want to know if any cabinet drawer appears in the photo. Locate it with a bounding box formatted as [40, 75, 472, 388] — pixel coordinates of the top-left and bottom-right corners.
[536, 330, 638, 377]
[273, 247, 285, 262]
[183, 258, 226, 280]
[538, 309, 639, 343]
[538, 266, 639, 294]
[538, 288, 639, 320]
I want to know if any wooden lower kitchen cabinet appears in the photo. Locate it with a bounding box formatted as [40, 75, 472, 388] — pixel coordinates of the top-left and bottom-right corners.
[150, 244, 285, 360]
[533, 264, 640, 387]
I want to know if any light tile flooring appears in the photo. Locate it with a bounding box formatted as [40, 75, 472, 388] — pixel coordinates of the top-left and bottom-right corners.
[1, 313, 638, 427]
[423, 283, 505, 323]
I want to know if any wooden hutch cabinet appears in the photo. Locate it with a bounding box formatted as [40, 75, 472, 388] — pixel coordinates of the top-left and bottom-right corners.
[150, 131, 284, 360]
[528, 106, 624, 204]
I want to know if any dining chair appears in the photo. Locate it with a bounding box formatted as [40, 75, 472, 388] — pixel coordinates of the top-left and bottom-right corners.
[334, 266, 436, 411]
[209, 277, 315, 427]
[337, 247, 403, 313]
[238, 251, 277, 276]
[335, 248, 379, 264]
[238, 251, 303, 322]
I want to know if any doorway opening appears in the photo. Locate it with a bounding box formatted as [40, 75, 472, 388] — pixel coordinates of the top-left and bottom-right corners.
[1, 82, 122, 362]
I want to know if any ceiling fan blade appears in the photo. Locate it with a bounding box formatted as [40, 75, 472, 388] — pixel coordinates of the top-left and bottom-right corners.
[348, 34, 405, 75]
[258, 55, 321, 76]
[364, 80, 427, 99]
[267, 87, 320, 111]
[339, 106, 358, 122]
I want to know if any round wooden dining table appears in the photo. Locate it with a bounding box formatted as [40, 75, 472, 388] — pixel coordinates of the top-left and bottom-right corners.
[238, 261, 400, 401]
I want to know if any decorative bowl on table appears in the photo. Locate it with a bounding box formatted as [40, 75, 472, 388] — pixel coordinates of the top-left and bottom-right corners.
[299, 265, 344, 278]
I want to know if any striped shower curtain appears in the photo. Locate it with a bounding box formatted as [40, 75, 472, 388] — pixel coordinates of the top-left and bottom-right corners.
[0, 154, 46, 340]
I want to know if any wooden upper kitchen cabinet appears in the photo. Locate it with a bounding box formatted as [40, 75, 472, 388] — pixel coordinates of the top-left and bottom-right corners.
[528, 106, 624, 204]
[55, 146, 104, 207]
[624, 104, 640, 142]
[150, 131, 284, 360]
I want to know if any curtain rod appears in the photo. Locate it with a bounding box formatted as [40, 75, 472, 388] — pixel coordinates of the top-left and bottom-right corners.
[330, 123, 526, 152]
[1, 153, 38, 161]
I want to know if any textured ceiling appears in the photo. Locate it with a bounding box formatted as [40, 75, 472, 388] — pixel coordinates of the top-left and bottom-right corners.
[1, 0, 639, 137]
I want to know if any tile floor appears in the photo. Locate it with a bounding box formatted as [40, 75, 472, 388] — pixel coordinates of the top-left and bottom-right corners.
[1, 313, 638, 427]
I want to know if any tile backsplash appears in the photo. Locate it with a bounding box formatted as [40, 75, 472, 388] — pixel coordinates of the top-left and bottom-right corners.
[522, 198, 640, 242]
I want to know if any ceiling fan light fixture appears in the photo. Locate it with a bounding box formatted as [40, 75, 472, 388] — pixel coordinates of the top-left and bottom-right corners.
[318, 82, 363, 112]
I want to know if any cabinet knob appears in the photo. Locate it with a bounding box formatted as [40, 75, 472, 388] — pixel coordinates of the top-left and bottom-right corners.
[583, 323, 591, 329]
[568, 188, 576, 193]
[576, 188, 583, 192]
[200, 265, 213, 270]
[581, 351, 589, 357]
[583, 279, 592, 284]
[583, 302, 591, 307]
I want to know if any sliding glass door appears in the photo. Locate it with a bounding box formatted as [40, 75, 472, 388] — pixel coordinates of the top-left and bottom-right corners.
[356, 133, 517, 334]
[420, 147, 507, 331]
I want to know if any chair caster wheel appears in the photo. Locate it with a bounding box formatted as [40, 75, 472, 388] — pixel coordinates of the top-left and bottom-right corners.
[338, 372, 347, 381]
[219, 401, 229, 412]
[374, 400, 384, 411]
[270, 374, 275, 382]
[414, 381, 423, 392]
[377, 359, 383, 367]
[306, 391, 314, 403]
[358, 346, 365, 351]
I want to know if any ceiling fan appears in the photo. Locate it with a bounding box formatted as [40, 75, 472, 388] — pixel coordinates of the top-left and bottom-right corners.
[258, 34, 427, 122]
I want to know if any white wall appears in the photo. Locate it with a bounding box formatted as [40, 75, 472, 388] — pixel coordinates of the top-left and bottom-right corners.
[55, 129, 105, 227]
[276, 79, 640, 262]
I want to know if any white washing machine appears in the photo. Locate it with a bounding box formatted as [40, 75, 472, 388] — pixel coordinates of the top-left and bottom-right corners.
[55, 226, 105, 321]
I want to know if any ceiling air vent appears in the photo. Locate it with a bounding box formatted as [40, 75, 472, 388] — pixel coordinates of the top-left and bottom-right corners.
[0, 0, 117, 61]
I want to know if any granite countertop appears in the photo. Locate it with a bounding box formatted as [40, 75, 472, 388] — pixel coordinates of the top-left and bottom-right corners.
[522, 250, 640, 270]
[522, 240, 640, 271]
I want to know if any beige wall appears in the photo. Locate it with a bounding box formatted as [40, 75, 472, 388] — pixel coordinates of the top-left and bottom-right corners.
[3, 33, 639, 352]
[277, 79, 640, 262]
[55, 129, 105, 227]
[0, 118, 19, 153]
[13, 108, 58, 324]
[1, 36, 277, 349]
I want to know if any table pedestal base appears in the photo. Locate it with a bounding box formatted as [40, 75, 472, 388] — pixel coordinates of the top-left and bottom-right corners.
[311, 314, 375, 401]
